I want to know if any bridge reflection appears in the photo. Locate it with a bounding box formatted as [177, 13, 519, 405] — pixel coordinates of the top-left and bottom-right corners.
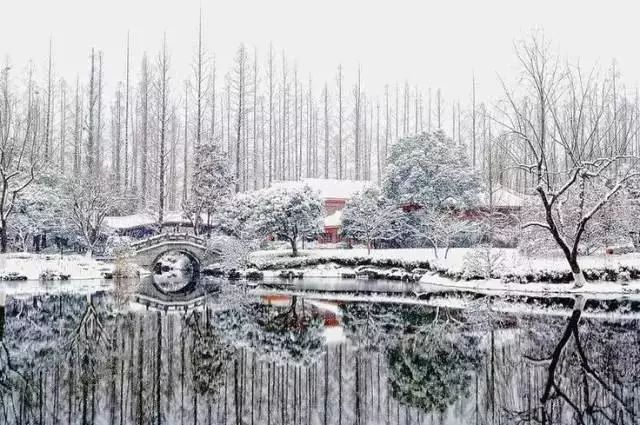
[134, 275, 221, 312]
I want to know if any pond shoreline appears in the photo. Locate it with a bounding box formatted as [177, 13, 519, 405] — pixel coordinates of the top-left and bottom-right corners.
[251, 248, 640, 296]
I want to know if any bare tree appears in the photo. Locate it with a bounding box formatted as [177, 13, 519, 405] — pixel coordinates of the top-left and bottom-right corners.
[124, 34, 131, 189]
[232, 44, 248, 193]
[0, 64, 42, 252]
[44, 38, 53, 162]
[73, 76, 83, 177]
[192, 9, 207, 156]
[139, 54, 150, 207]
[85, 48, 97, 176]
[323, 83, 329, 179]
[337, 64, 343, 179]
[354, 67, 362, 180]
[182, 80, 189, 206]
[96, 52, 104, 177]
[155, 34, 171, 224]
[267, 43, 275, 185]
[65, 175, 122, 255]
[496, 34, 640, 287]
[253, 47, 259, 189]
[59, 79, 67, 172]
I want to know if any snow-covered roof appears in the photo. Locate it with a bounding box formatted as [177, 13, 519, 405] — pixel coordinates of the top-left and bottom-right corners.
[271, 178, 371, 201]
[324, 209, 343, 228]
[104, 211, 193, 230]
[104, 213, 156, 229]
[478, 186, 527, 209]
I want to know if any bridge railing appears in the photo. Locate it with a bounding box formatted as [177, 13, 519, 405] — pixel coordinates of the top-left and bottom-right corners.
[129, 232, 207, 251]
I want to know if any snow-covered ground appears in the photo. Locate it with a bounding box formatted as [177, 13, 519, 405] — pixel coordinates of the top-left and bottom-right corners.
[0, 278, 114, 297]
[0, 252, 114, 281]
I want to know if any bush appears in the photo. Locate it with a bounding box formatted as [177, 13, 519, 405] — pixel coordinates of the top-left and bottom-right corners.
[251, 255, 432, 272]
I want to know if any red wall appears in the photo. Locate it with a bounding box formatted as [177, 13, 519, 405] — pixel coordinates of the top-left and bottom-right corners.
[319, 226, 340, 243]
[324, 198, 346, 215]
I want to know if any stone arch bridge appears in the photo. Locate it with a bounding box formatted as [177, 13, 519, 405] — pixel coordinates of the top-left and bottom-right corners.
[129, 233, 220, 270]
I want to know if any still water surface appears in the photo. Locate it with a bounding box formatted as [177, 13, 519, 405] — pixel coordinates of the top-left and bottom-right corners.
[0, 276, 638, 424]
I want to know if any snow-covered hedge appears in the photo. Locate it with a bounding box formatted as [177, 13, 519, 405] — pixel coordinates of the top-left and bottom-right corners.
[253, 250, 640, 285]
[500, 266, 640, 284]
[250, 255, 432, 272]
[436, 264, 640, 284]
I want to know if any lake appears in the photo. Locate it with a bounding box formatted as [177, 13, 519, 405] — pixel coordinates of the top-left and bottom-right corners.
[0, 276, 638, 424]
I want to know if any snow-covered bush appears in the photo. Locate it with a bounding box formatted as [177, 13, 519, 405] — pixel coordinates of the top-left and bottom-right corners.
[409, 209, 478, 258]
[103, 235, 137, 279]
[104, 235, 134, 258]
[208, 234, 257, 273]
[462, 245, 504, 280]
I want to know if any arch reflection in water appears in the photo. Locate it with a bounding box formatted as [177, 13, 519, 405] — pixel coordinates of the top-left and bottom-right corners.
[0, 289, 639, 424]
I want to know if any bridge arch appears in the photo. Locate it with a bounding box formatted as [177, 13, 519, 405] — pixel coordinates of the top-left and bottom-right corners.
[128, 233, 221, 271]
[152, 248, 202, 275]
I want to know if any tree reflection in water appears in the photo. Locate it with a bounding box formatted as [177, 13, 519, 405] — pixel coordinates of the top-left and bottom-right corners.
[512, 295, 640, 424]
[0, 288, 639, 424]
[387, 326, 482, 414]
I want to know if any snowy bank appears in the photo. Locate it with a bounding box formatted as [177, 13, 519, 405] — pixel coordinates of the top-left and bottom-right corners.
[0, 253, 115, 281]
[418, 273, 640, 298]
[251, 247, 640, 292]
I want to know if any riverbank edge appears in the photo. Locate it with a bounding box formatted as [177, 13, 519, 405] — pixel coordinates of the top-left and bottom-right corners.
[249, 252, 640, 296]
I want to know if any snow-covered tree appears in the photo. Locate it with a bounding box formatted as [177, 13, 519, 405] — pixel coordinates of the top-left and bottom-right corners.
[7, 181, 65, 252]
[519, 181, 635, 256]
[212, 191, 260, 238]
[0, 65, 46, 252]
[341, 186, 406, 254]
[462, 245, 505, 279]
[252, 185, 323, 256]
[183, 141, 235, 235]
[64, 175, 123, 255]
[496, 35, 640, 287]
[207, 234, 257, 272]
[383, 130, 481, 210]
[409, 209, 478, 258]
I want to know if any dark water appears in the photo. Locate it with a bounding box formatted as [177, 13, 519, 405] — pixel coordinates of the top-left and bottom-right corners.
[1, 277, 639, 425]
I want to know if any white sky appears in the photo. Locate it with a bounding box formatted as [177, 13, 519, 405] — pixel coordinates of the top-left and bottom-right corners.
[1, 0, 639, 103]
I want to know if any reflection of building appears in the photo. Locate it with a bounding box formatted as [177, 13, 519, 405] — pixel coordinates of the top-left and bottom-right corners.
[271, 178, 370, 244]
[261, 295, 343, 340]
